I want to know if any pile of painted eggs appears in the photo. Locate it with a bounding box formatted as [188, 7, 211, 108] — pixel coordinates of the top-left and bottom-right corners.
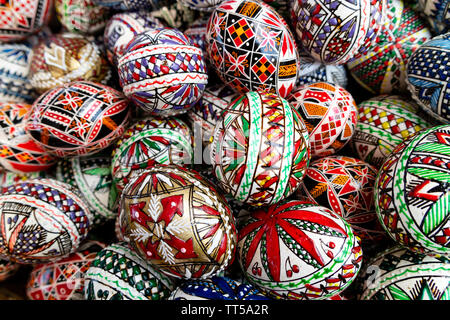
[0, 0, 448, 302]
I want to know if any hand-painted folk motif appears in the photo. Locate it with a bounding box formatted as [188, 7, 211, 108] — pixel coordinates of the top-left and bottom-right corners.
[25, 81, 130, 158]
[0, 178, 93, 264]
[118, 165, 237, 279]
[374, 124, 450, 256]
[237, 200, 363, 300]
[287, 82, 358, 158]
[210, 90, 310, 206]
[205, 0, 299, 98]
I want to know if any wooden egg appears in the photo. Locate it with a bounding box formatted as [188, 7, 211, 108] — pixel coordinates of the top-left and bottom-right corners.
[237, 200, 363, 300]
[287, 82, 358, 158]
[406, 33, 450, 123]
[118, 164, 237, 279]
[26, 241, 105, 300]
[0, 178, 93, 264]
[359, 246, 450, 300]
[24, 81, 130, 158]
[347, 0, 432, 94]
[0, 43, 36, 104]
[205, 0, 299, 98]
[0, 102, 56, 173]
[0, 0, 53, 42]
[111, 116, 193, 193]
[117, 27, 208, 117]
[290, 0, 386, 64]
[168, 275, 271, 300]
[29, 33, 112, 94]
[210, 90, 310, 207]
[375, 124, 450, 256]
[350, 95, 432, 167]
[84, 242, 175, 300]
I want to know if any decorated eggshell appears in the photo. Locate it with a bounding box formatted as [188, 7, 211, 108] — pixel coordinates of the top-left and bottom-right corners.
[0, 102, 56, 173]
[374, 124, 450, 256]
[237, 200, 363, 300]
[26, 240, 105, 300]
[296, 51, 348, 88]
[205, 0, 299, 98]
[118, 164, 237, 279]
[416, 0, 450, 34]
[29, 33, 112, 94]
[0, 259, 20, 281]
[0, 43, 36, 104]
[359, 246, 450, 300]
[210, 90, 310, 207]
[290, 0, 386, 65]
[179, 0, 224, 11]
[0, 169, 48, 190]
[184, 16, 208, 53]
[84, 242, 175, 300]
[0, 178, 93, 264]
[287, 82, 358, 158]
[347, 0, 432, 94]
[350, 95, 432, 167]
[168, 275, 271, 300]
[406, 33, 450, 123]
[148, 1, 200, 30]
[56, 155, 117, 226]
[118, 28, 208, 117]
[104, 12, 164, 66]
[55, 0, 110, 35]
[188, 84, 237, 144]
[111, 116, 193, 193]
[24, 81, 130, 158]
[298, 155, 378, 219]
[0, 0, 53, 43]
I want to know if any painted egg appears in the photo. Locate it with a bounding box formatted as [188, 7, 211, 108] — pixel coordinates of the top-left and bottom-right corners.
[0, 102, 56, 173]
[29, 33, 112, 94]
[169, 275, 271, 300]
[55, 0, 110, 35]
[0, 0, 53, 43]
[188, 84, 237, 145]
[104, 12, 164, 66]
[417, 0, 450, 34]
[287, 82, 358, 158]
[406, 33, 450, 123]
[26, 240, 105, 300]
[347, 0, 432, 94]
[0, 43, 36, 104]
[298, 155, 378, 219]
[205, 0, 299, 98]
[92, 0, 173, 10]
[55, 155, 117, 226]
[118, 164, 237, 279]
[296, 52, 348, 88]
[111, 116, 193, 193]
[118, 27, 208, 117]
[0, 178, 93, 264]
[290, 0, 386, 65]
[374, 124, 450, 256]
[237, 200, 363, 300]
[350, 95, 432, 167]
[0, 259, 20, 281]
[24, 81, 130, 158]
[84, 242, 175, 300]
[210, 90, 310, 207]
[359, 246, 450, 300]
